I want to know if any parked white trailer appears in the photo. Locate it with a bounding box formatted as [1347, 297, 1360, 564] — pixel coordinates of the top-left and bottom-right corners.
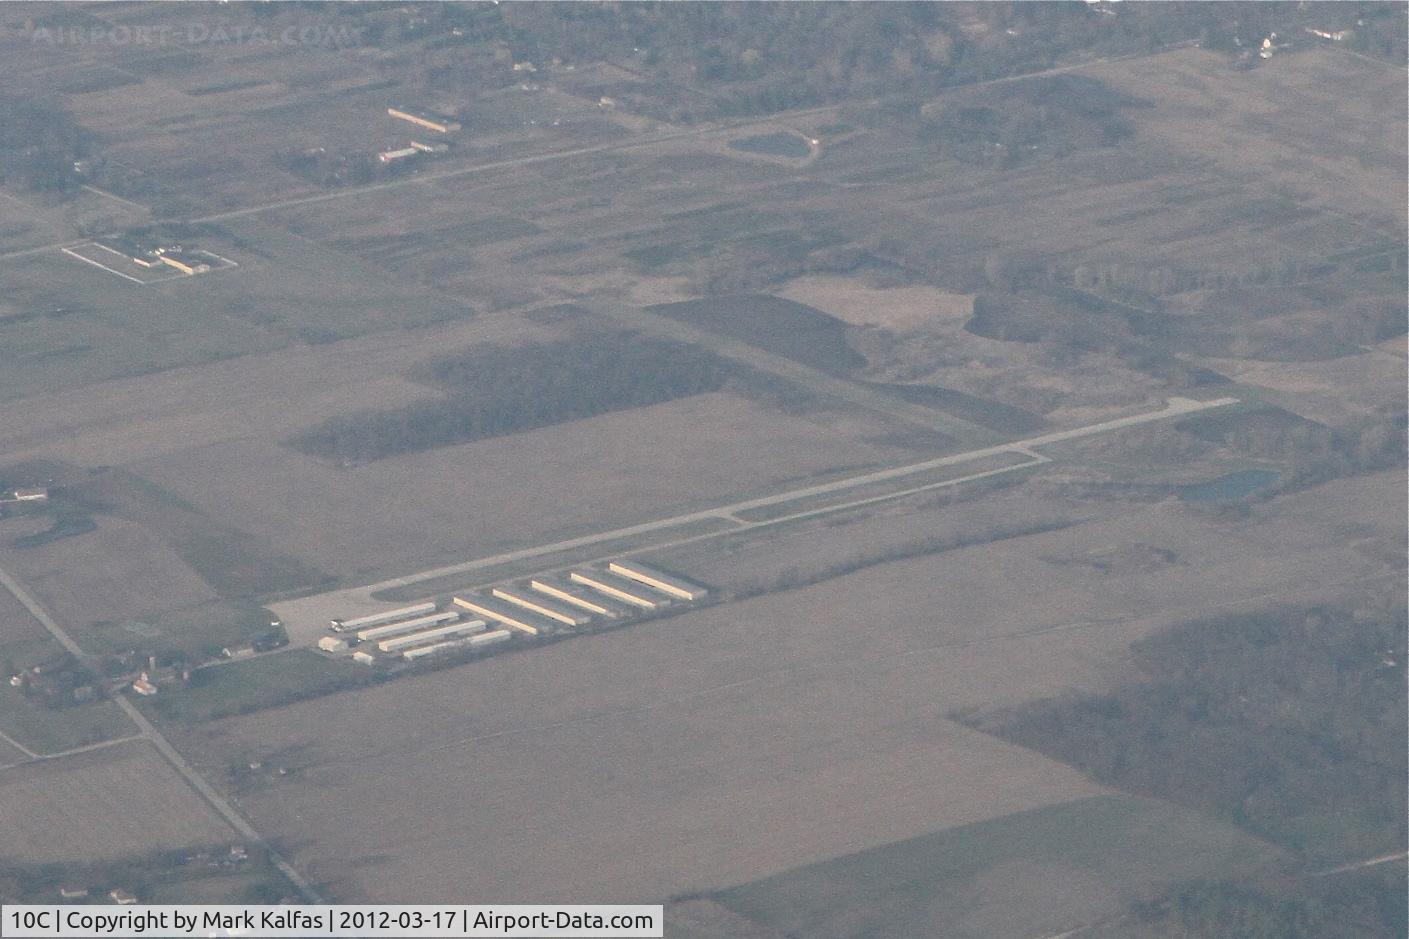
[469, 628, 512, 647]
[331, 602, 435, 633]
[570, 570, 661, 610]
[608, 560, 707, 601]
[377, 619, 486, 653]
[356, 610, 459, 642]
[492, 586, 594, 627]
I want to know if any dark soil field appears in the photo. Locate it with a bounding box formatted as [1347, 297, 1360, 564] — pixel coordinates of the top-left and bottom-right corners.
[701, 795, 1276, 939]
[0, 741, 233, 865]
[647, 295, 866, 375]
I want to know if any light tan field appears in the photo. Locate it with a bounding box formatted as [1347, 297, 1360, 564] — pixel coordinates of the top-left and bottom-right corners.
[0, 517, 218, 636]
[180, 622, 1111, 904]
[1195, 350, 1407, 425]
[173, 469, 1402, 903]
[135, 391, 921, 583]
[0, 305, 554, 467]
[0, 740, 234, 865]
[678, 468, 1403, 624]
[778, 275, 974, 331]
[1085, 47, 1408, 232]
[858, 317, 1169, 423]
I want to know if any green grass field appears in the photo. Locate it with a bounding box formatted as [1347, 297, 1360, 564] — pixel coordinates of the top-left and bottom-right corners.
[141, 650, 372, 724]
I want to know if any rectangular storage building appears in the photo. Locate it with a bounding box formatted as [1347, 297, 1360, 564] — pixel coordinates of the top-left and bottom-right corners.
[529, 577, 622, 617]
[608, 561, 708, 601]
[569, 570, 662, 610]
[452, 596, 552, 636]
[491, 587, 594, 627]
[387, 106, 461, 133]
[377, 619, 486, 653]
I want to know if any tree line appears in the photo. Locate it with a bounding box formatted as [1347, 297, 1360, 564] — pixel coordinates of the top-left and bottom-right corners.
[960, 595, 1407, 936]
[960, 597, 1407, 861]
[0, 96, 90, 193]
[293, 331, 738, 464]
[385, 2, 1405, 124]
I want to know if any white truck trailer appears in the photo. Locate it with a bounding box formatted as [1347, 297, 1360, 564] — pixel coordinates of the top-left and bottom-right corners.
[331, 602, 435, 633]
[356, 610, 459, 643]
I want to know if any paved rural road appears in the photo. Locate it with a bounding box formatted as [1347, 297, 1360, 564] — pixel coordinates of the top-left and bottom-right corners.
[0, 563, 326, 902]
[274, 395, 1238, 638]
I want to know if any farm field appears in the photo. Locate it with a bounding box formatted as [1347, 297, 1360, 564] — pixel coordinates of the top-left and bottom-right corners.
[0, 572, 50, 659]
[141, 650, 370, 724]
[169, 468, 1401, 905]
[0, 187, 146, 256]
[0, 218, 468, 405]
[138, 391, 921, 584]
[0, 515, 221, 638]
[653, 456, 1405, 603]
[777, 275, 975, 331]
[0, 740, 234, 866]
[0, 44, 1392, 455]
[1193, 350, 1407, 426]
[175, 645, 1110, 904]
[1083, 48, 1406, 230]
[0, 1, 1401, 922]
[0, 685, 134, 757]
[695, 795, 1277, 939]
[0, 309, 546, 468]
[268, 396, 1235, 641]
